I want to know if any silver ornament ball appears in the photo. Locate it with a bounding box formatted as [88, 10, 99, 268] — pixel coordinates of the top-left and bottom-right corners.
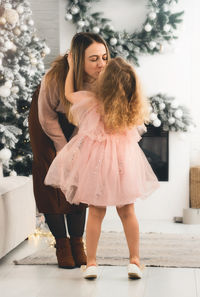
[0, 85, 11, 97]
[110, 37, 118, 46]
[65, 13, 72, 21]
[0, 148, 12, 161]
[144, 23, 152, 32]
[92, 26, 100, 34]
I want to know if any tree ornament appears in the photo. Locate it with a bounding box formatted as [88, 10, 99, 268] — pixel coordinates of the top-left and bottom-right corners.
[5, 80, 12, 88]
[159, 103, 166, 110]
[149, 12, 157, 20]
[30, 57, 37, 65]
[0, 17, 6, 25]
[92, 26, 100, 34]
[37, 63, 44, 71]
[14, 27, 21, 36]
[16, 5, 24, 14]
[110, 37, 118, 46]
[28, 19, 34, 26]
[71, 6, 80, 15]
[0, 85, 11, 97]
[149, 41, 157, 50]
[20, 24, 28, 31]
[0, 148, 12, 161]
[77, 20, 85, 27]
[3, 9, 19, 25]
[65, 13, 73, 20]
[144, 23, 152, 32]
[153, 119, 161, 127]
[174, 109, 183, 118]
[11, 86, 19, 94]
[168, 117, 175, 124]
[150, 113, 158, 121]
[43, 46, 51, 55]
[4, 40, 13, 50]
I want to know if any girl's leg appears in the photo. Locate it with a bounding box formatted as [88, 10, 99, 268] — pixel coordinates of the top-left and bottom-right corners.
[86, 206, 106, 267]
[116, 204, 140, 267]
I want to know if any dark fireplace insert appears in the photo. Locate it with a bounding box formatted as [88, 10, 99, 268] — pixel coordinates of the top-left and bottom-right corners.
[139, 125, 169, 181]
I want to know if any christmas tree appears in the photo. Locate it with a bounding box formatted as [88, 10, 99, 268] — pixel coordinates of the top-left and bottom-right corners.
[0, 0, 50, 176]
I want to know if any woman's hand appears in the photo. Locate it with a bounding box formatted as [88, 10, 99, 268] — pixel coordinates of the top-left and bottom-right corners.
[67, 52, 73, 70]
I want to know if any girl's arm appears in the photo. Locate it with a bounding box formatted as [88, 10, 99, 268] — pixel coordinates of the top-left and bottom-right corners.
[65, 52, 76, 104]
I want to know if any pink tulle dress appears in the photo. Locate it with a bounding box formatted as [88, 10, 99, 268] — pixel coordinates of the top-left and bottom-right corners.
[44, 91, 159, 207]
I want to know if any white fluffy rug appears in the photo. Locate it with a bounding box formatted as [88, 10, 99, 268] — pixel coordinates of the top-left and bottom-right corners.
[14, 232, 200, 268]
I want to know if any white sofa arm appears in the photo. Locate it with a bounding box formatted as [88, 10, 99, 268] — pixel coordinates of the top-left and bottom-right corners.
[0, 176, 36, 258]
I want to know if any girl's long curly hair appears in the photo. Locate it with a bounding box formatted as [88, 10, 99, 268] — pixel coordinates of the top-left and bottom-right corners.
[96, 57, 149, 133]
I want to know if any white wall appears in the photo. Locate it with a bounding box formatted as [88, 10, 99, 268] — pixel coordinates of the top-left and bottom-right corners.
[30, 0, 59, 68]
[59, 0, 199, 222]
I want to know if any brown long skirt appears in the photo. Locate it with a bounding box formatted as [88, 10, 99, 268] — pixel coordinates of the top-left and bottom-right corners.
[28, 86, 82, 214]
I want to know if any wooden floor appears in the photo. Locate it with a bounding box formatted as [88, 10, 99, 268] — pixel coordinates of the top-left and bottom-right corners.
[0, 220, 200, 297]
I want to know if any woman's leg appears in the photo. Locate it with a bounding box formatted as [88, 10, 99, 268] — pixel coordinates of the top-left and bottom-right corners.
[86, 206, 106, 267]
[66, 207, 86, 237]
[66, 207, 87, 267]
[44, 214, 67, 238]
[116, 204, 140, 267]
[44, 213, 75, 268]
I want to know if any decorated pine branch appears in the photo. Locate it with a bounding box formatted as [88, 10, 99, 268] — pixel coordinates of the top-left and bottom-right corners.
[149, 94, 195, 132]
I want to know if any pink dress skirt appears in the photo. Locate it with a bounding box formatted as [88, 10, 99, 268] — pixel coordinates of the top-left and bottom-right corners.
[44, 91, 159, 207]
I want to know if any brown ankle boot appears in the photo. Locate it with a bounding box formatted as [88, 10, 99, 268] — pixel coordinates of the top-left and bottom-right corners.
[55, 237, 75, 269]
[70, 237, 87, 267]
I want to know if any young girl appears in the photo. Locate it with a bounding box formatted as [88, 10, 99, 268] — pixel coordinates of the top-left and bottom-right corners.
[45, 55, 159, 279]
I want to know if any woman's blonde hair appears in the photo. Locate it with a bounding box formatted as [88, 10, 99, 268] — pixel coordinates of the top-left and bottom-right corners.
[45, 32, 110, 121]
[96, 57, 149, 133]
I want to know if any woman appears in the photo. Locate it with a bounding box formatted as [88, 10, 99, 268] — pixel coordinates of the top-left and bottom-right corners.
[28, 32, 110, 269]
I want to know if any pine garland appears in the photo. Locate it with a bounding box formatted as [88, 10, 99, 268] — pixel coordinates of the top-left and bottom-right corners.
[149, 94, 194, 132]
[65, 0, 184, 65]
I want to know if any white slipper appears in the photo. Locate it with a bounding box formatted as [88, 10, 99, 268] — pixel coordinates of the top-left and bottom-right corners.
[83, 265, 98, 279]
[127, 264, 142, 279]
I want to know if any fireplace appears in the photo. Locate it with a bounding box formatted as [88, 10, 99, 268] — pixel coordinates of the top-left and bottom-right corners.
[139, 125, 169, 181]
